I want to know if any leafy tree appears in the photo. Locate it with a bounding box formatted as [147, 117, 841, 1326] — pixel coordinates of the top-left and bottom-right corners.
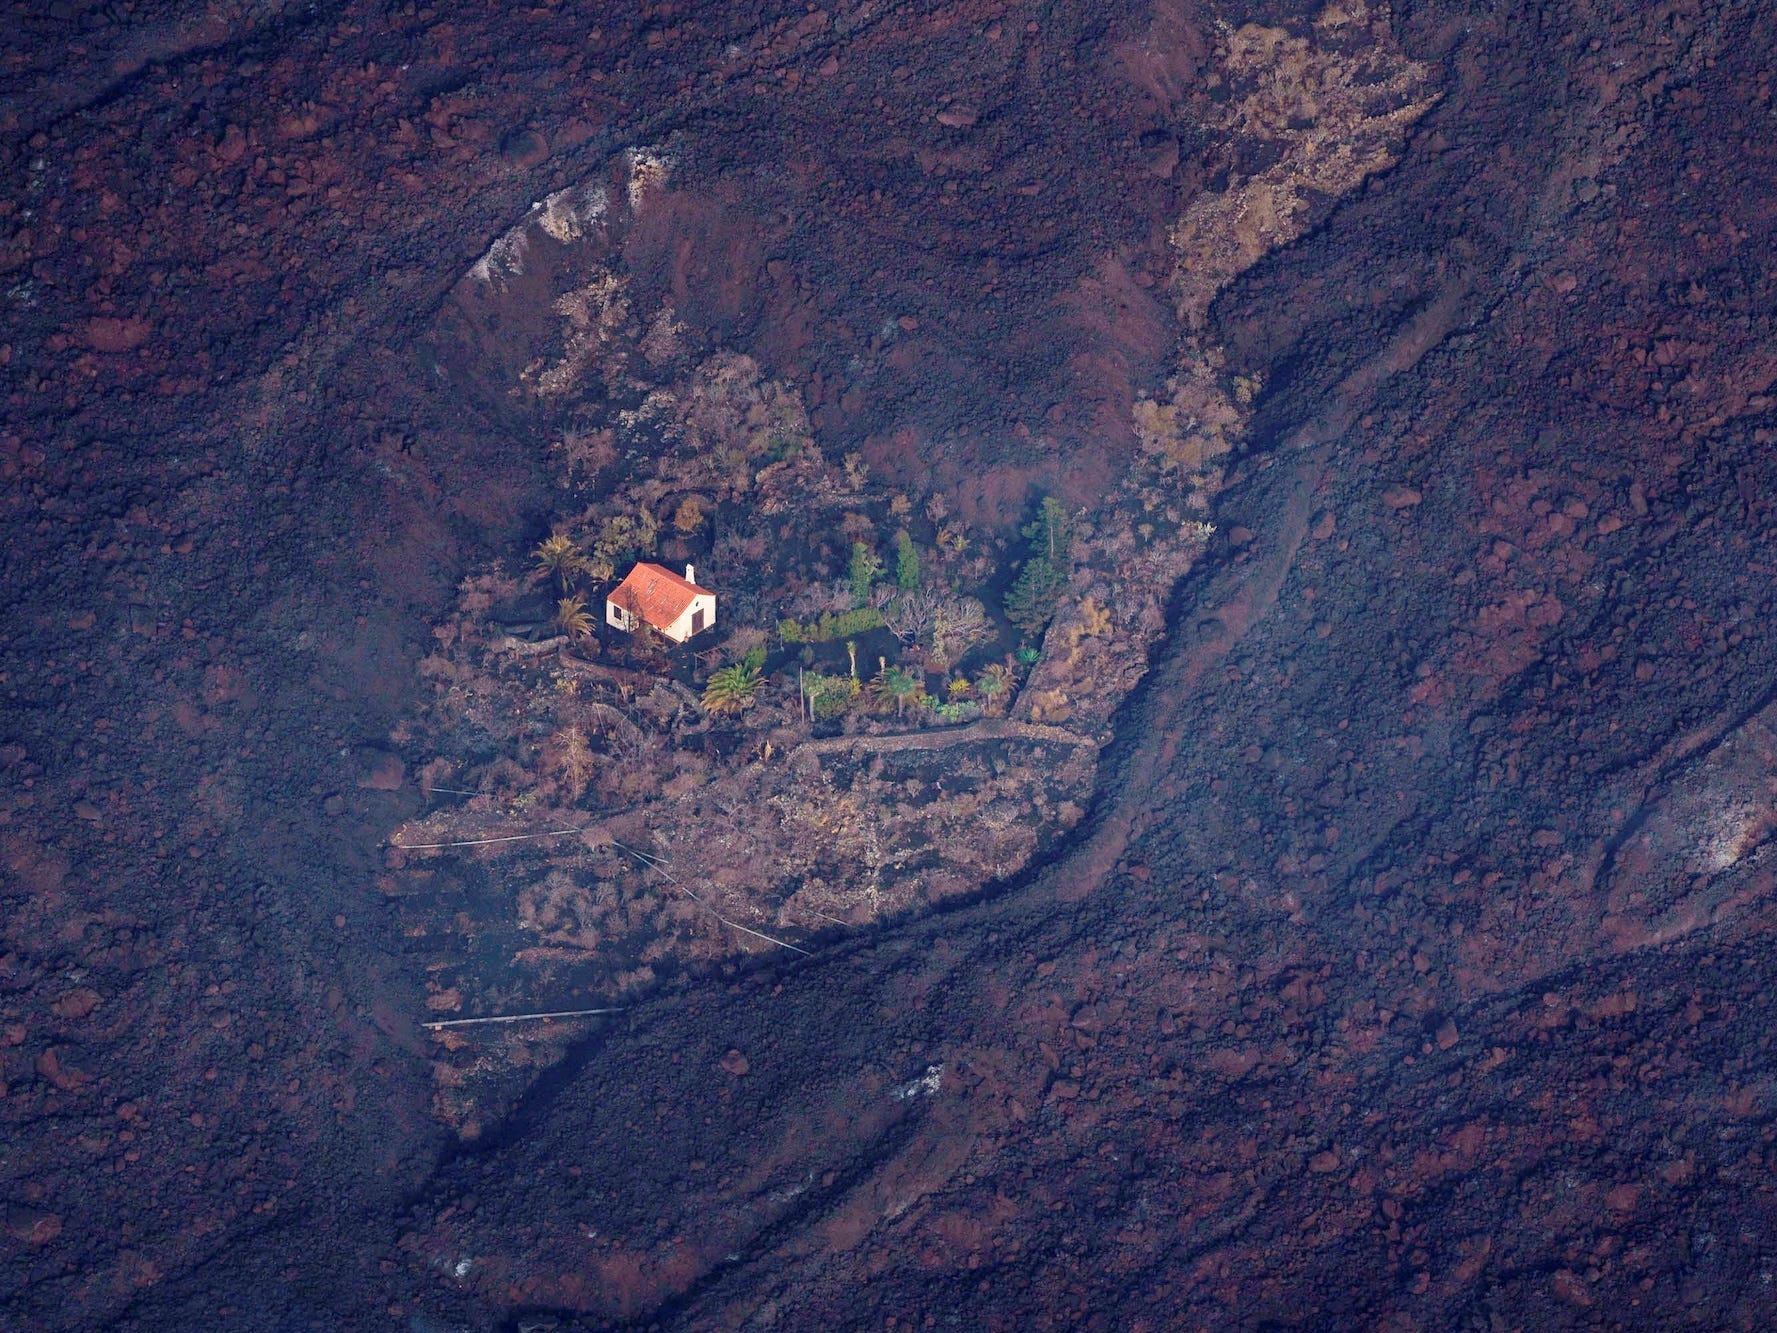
[702, 662, 762, 715]
[589, 507, 659, 580]
[671, 496, 706, 533]
[894, 530, 921, 591]
[848, 540, 883, 608]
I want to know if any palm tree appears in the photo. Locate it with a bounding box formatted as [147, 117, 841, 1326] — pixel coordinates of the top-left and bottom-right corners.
[556, 596, 594, 640]
[870, 663, 925, 720]
[975, 662, 1013, 716]
[534, 532, 587, 591]
[702, 663, 762, 715]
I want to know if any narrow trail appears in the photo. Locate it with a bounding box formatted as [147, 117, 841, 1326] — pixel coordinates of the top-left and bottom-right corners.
[795, 717, 1096, 757]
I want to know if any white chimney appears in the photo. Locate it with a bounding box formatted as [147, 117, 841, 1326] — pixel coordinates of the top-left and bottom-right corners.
[685, 563, 696, 586]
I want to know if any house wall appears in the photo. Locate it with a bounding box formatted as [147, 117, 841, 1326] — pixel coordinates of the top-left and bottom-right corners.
[606, 592, 714, 641]
[662, 593, 716, 643]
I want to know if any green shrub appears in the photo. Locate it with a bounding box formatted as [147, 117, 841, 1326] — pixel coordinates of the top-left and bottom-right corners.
[849, 540, 882, 608]
[894, 530, 920, 591]
[778, 607, 886, 643]
[802, 670, 861, 720]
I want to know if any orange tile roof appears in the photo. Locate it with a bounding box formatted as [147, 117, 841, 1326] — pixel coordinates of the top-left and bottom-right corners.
[608, 563, 709, 632]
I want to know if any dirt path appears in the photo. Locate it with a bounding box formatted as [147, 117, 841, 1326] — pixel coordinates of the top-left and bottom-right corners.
[795, 717, 1097, 757]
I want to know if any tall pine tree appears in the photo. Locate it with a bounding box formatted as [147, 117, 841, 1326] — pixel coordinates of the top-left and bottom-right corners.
[894, 530, 920, 591]
[1003, 497, 1072, 636]
[848, 540, 882, 608]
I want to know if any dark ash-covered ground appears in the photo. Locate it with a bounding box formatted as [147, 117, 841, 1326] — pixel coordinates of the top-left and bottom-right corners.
[5, 0, 1777, 1328]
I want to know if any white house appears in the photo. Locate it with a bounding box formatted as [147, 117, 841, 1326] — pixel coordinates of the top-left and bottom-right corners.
[605, 563, 715, 643]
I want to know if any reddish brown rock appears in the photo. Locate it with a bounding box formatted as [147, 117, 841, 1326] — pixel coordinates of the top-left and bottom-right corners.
[51, 989, 100, 1021]
[4, 1209, 61, 1246]
[34, 1047, 91, 1092]
[1550, 1270, 1593, 1308]
[1605, 1183, 1641, 1213]
[82, 316, 152, 353]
